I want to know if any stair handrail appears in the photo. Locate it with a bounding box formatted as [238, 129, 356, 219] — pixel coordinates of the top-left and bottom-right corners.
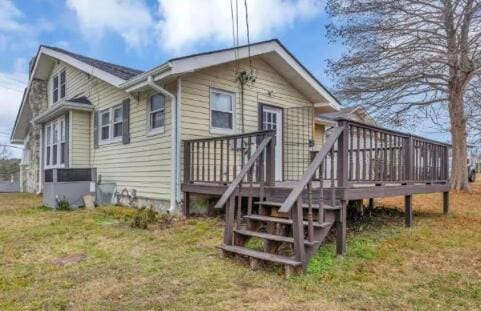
[214, 132, 274, 209]
[278, 125, 347, 214]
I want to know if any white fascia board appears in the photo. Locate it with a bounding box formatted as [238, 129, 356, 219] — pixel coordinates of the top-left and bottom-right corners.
[33, 103, 93, 124]
[168, 42, 276, 74]
[37, 47, 126, 87]
[315, 117, 338, 127]
[10, 87, 30, 144]
[168, 41, 341, 110]
[120, 64, 171, 90]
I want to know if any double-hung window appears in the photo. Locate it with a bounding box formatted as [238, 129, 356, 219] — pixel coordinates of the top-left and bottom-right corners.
[210, 89, 235, 134]
[52, 69, 66, 104]
[45, 117, 66, 168]
[148, 93, 165, 134]
[99, 105, 123, 144]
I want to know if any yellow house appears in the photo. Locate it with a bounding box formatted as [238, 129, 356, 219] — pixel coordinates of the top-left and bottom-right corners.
[11, 39, 342, 212]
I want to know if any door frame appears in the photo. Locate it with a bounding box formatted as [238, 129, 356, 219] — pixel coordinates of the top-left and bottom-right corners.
[258, 103, 283, 181]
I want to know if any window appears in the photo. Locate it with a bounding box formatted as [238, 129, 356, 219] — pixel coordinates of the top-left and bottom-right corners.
[46, 125, 51, 166]
[113, 106, 123, 137]
[44, 116, 66, 168]
[52, 69, 66, 104]
[148, 94, 164, 134]
[99, 105, 123, 143]
[210, 89, 235, 134]
[101, 111, 110, 141]
[60, 71, 66, 98]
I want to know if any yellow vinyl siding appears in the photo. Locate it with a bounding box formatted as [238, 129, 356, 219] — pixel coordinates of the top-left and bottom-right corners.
[71, 111, 90, 168]
[46, 61, 173, 201]
[89, 82, 173, 201]
[180, 56, 316, 182]
[181, 57, 312, 140]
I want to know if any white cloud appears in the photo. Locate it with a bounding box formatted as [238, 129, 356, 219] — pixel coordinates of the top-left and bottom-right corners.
[0, 0, 26, 32]
[0, 1, 51, 51]
[0, 58, 27, 144]
[65, 0, 322, 53]
[156, 0, 323, 53]
[66, 0, 155, 48]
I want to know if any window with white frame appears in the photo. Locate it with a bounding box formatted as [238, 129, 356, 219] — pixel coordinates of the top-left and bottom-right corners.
[148, 93, 164, 134]
[45, 117, 66, 168]
[210, 88, 235, 134]
[52, 69, 66, 104]
[99, 105, 123, 143]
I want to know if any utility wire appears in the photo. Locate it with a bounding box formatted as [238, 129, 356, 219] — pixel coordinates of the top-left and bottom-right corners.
[0, 144, 23, 149]
[0, 75, 27, 85]
[230, 0, 239, 74]
[244, 0, 253, 74]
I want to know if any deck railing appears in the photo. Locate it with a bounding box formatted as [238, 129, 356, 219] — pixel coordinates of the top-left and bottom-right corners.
[278, 118, 450, 264]
[183, 130, 276, 185]
[310, 119, 450, 186]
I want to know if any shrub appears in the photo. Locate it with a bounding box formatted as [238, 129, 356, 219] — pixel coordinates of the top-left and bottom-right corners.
[56, 198, 71, 211]
[130, 207, 158, 229]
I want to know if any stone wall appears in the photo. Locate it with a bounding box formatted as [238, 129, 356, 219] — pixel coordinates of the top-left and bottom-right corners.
[21, 79, 48, 193]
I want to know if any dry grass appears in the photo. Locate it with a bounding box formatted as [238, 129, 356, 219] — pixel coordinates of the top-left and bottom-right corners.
[0, 179, 481, 310]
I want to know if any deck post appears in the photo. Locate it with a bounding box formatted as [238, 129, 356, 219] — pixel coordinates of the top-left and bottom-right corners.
[405, 135, 414, 183]
[368, 198, 375, 209]
[443, 191, 449, 214]
[223, 195, 236, 245]
[183, 192, 190, 217]
[265, 133, 276, 186]
[183, 141, 191, 184]
[336, 199, 347, 256]
[337, 121, 349, 188]
[405, 195, 413, 227]
[291, 198, 306, 266]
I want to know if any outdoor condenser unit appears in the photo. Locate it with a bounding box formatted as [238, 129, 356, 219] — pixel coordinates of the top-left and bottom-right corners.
[43, 168, 97, 208]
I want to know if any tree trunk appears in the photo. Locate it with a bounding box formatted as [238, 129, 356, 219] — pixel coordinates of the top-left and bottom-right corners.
[448, 85, 471, 191]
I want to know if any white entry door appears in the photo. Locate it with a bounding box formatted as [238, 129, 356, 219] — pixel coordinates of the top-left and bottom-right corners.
[261, 106, 282, 181]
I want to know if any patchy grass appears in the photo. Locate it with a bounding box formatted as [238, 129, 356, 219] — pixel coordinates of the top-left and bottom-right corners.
[1, 179, 481, 310]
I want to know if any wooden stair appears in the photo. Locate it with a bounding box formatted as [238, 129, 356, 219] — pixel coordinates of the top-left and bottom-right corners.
[219, 195, 339, 276]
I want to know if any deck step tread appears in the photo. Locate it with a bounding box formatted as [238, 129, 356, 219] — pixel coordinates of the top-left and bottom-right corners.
[244, 214, 332, 228]
[234, 229, 318, 245]
[255, 201, 339, 210]
[218, 244, 303, 266]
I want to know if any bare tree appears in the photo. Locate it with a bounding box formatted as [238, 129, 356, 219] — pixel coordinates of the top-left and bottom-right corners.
[326, 0, 481, 191]
[0, 145, 11, 161]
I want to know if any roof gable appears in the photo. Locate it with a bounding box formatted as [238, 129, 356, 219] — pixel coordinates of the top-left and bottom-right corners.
[122, 39, 341, 110]
[31, 46, 143, 87]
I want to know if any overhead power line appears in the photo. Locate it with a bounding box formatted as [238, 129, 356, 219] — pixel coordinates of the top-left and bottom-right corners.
[244, 0, 253, 74]
[0, 144, 23, 149]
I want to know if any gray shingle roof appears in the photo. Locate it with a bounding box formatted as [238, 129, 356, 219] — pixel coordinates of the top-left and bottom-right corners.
[66, 96, 92, 106]
[42, 45, 143, 80]
[319, 106, 361, 120]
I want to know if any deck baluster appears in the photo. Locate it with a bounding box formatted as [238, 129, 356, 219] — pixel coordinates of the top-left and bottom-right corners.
[318, 161, 324, 223]
[307, 181, 314, 242]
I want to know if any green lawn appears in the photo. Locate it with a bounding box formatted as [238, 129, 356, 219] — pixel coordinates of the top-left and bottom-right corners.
[1, 180, 480, 310]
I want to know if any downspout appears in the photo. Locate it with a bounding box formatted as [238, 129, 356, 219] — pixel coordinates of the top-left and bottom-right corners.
[176, 78, 182, 203]
[146, 76, 178, 213]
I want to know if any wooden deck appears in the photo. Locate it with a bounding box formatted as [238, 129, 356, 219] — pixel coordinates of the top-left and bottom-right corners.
[181, 118, 451, 275]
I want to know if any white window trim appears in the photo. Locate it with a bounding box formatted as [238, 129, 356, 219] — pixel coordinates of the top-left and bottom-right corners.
[51, 68, 66, 105]
[209, 88, 236, 135]
[99, 105, 123, 145]
[147, 93, 165, 136]
[44, 116, 66, 169]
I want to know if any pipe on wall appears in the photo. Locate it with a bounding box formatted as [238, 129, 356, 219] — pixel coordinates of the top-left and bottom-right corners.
[146, 76, 178, 213]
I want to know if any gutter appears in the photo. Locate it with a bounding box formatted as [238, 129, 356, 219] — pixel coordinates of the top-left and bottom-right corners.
[144, 76, 178, 213]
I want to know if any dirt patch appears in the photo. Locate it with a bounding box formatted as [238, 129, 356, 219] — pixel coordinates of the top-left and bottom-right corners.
[52, 253, 87, 266]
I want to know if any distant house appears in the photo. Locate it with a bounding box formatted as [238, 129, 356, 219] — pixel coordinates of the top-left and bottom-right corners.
[317, 105, 376, 126]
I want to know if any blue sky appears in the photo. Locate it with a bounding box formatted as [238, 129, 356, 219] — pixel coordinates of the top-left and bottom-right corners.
[0, 0, 447, 157]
